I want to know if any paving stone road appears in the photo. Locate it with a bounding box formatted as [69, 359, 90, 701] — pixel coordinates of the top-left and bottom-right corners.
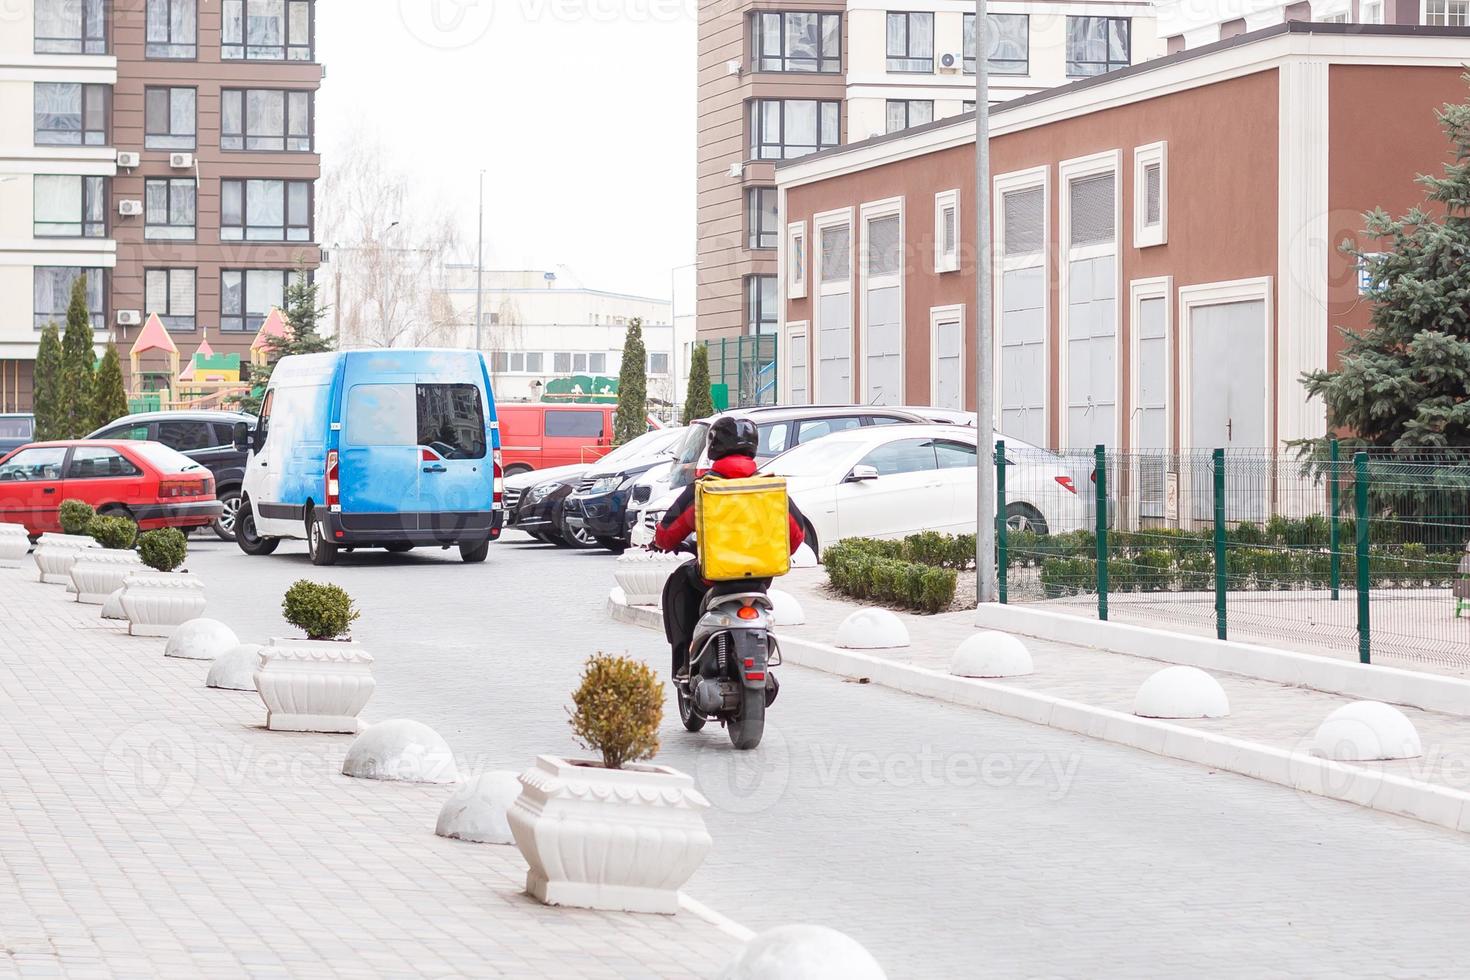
[188, 532, 1470, 979]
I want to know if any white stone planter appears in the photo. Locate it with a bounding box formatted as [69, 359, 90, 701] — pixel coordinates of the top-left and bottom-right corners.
[33, 539, 98, 584]
[70, 550, 146, 604]
[508, 754, 712, 915]
[40, 532, 101, 548]
[612, 549, 685, 606]
[0, 524, 29, 568]
[119, 572, 206, 637]
[835, 608, 909, 650]
[255, 637, 375, 734]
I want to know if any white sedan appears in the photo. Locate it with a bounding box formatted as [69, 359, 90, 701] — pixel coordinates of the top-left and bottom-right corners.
[761, 424, 1091, 555]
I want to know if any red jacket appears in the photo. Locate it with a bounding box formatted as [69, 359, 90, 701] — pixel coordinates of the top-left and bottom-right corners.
[653, 455, 806, 554]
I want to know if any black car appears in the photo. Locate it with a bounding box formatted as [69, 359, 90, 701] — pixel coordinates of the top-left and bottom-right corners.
[560, 426, 689, 552]
[0, 414, 35, 456]
[505, 465, 592, 547]
[89, 410, 255, 541]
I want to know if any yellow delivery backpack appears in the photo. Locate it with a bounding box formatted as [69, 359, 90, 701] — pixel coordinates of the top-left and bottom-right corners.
[695, 475, 791, 582]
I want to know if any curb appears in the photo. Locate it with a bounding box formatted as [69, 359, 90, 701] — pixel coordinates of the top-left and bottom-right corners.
[609, 590, 1470, 835]
[975, 603, 1470, 717]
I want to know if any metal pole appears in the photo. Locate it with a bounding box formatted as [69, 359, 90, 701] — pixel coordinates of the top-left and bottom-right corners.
[975, 0, 997, 604]
[1329, 437, 1341, 600]
[996, 439, 1007, 604]
[1095, 444, 1108, 622]
[1213, 448, 1227, 640]
[1355, 451, 1371, 664]
[473, 169, 485, 352]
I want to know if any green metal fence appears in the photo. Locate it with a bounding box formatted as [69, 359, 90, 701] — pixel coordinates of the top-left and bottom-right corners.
[996, 441, 1470, 667]
[706, 336, 778, 409]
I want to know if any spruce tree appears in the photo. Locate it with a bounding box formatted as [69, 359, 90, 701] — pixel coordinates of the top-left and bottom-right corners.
[58, 274, 96, 438]
[236, 268, 332, 413]
[1298, 77, 1470, 453]
[682, 343, 715, 424]
[91, 342, 129, 431]
[32, 323, 63, 440]
[613, 318, 648, 445]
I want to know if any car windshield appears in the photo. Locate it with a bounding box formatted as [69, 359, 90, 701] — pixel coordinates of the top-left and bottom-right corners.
[128, 442, 206, 473]
[0, 417, 34, 439]
[763, 438, 862, 478]
[596, 427, 683, 470]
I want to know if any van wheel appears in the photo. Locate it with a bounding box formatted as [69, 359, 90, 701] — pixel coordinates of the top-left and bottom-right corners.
[307, 508, 338, 566]
[459, 539, 490, 563]
[236, 502, 279, 556]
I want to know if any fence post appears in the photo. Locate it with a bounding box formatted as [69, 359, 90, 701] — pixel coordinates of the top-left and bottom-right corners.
[1329, 438, 1341, 601]
[996, 440, 1008, 604]
[1095, 444, 1108, 622]
[1213, 448, 1227, 641]
[1355, 451, 1371, 664]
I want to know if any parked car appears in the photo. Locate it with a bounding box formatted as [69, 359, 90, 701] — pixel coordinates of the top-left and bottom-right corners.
[233, 349, 502, 565]
[560, 426, 688, 552]
[0, 439, 221, 536]
[505, 463, 589, 544]
[893, 406, 977, 426]
[497, 403, 620, 476]
[0, 414, 35, 456]
[89, 410, 255, 542]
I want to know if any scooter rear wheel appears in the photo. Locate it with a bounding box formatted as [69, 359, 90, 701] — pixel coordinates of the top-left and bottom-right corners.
[727, 689, 765, 750]
[677, 688, 706, 732]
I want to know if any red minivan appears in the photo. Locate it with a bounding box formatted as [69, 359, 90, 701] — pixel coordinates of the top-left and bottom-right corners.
[498, 404, 616, 476]
[0, 440, 221, 536]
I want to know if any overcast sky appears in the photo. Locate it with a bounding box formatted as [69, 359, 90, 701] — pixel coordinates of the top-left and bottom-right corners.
[316, 0, 696, 300]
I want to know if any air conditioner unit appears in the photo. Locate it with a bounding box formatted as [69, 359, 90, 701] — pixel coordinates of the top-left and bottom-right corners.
[939, 52, 960, 72]
[116, 151, 140, 168]
[169, 152, 193, 169]
[318, 247, 331, 264]
[729, 162, 743, 178]
[726, 59, 742, 76]
[117, 199, 143, 216]
[115, 310, 141, 327]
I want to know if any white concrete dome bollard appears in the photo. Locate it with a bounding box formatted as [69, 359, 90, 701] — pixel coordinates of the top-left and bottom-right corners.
[791, 543, 818, 569]
[951, 631, 1033, 678]
[206, 643, 264, 691]
[100, 587, 126, 621]
[435, 771, 522, 844]
[1133, 665, 1230, 719]
[164, 618, 239, 661]
[835, 608, 909, 650]
[342, 719, 459, 784]
[1311, 700, 1422, 761]
[767, 588, 805, 627]
[720, 925, 887, 980]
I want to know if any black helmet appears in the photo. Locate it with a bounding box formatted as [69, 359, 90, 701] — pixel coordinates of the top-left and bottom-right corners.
[708, 416, 759, 461]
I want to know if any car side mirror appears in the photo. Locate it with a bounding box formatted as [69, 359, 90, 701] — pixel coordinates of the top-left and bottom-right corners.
[845, 464, 880, 483]
[232, 422, 251, 453]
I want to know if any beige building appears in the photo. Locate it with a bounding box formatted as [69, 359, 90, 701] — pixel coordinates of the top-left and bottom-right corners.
[695, 0, 1162, 361]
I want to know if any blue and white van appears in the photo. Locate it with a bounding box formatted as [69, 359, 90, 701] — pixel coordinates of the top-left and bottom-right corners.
[232, 349, 503, 565]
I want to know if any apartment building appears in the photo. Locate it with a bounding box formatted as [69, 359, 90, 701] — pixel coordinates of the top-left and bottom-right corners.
[695, 0, 1162, 355]
[1156, 0, 1466, 51]
[0, 0, 322, 411]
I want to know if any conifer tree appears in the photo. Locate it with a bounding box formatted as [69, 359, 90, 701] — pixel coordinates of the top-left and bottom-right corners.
[613, 318, 648, 445]
[682, 343, 715, 424]
[58, 274, 97, 438]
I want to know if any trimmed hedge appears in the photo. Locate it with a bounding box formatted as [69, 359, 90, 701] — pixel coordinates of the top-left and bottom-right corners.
[136, 527, 188, 573]
[88, 515, 137, 550]
[282, 579, 359, 640]
[825, 536, 960, 614]
[58, 499, 95, 535]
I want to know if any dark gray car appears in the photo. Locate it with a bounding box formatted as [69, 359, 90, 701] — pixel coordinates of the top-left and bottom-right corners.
[0, 414, 35, 457]
[89, 410, 256, 541]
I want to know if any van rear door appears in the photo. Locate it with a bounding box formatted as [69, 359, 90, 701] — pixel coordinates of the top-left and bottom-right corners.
[339, 380, 419, 535]
[416, 380, 493, 540]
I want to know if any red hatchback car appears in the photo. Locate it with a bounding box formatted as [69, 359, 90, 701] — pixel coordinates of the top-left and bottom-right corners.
[0, 440, 222, 536]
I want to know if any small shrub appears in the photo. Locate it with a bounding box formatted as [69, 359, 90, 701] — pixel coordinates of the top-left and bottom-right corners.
[88, 515, 137, 550]
[58, 499, 95, 535]
[282, 579, 359, 640]
[136, 528, 188, 572]
[1039, 557, 1096, 598]
[568, 653, 662, 770]
[1232, 522, 1267, 546]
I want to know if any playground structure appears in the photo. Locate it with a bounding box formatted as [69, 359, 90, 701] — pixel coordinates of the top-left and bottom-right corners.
[125, 309, 287, 413]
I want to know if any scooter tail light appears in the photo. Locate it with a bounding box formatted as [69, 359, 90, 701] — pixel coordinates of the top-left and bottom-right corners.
[736, 605, 759, 621]
[1055, 475, 1078, 495]
[325, 450, 340, 512]
[745, 672, 766, 682]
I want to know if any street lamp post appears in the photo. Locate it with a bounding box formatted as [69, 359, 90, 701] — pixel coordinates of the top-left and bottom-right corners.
[975, 0, 998, 604]
[473, 170, 486, 352]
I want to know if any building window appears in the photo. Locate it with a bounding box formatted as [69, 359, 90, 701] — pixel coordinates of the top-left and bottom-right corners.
[492, 352, 546, 374]
[997, 174, 1047, 448]
[816, 217, 852, 402]
[746, 187, 778, 250]
[223, 0, 313, 60]
[1361, 0, 1384, 22]
[33, 176, 106, 238]
[34, 83, 107, 146]
[754, 12, 841, 72]
[885, 100, 932, 134]
[1424, 0, 1470, 24]
[34, 268, 105, 330]
[35, 0, 105, 54]
[145, 178, 197, 240]
[886, 12, 933, 72]
[750, 99, 840, 160]
[221, 269, 291, 331]
[145, 87, 196, 150]
[145, 269, 197, 331]
[787, 222, 807, 300]
[746, 275, 777, 335]
[221, 179, 312, 242]
[1133, 142, 1167, 248]
[221, 89, 312, 151]
[647, 352, 670, 375]
[862, 204, 903, 406]
[966, 13, 1028, 75]
[147, 0, 197, 57]
[1061, 154, 1120, 450]
[934, 189, 959, 273]
[1067, 17, 1129, 76]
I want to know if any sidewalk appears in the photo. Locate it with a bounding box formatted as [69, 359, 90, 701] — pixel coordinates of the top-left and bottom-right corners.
[0, 562, 739, 978]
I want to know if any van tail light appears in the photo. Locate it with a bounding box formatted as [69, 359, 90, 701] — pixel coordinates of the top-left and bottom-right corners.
[1054, 476, 1078, 495]
[492, 449, 504, 507]
[326, 450, 340, 513]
